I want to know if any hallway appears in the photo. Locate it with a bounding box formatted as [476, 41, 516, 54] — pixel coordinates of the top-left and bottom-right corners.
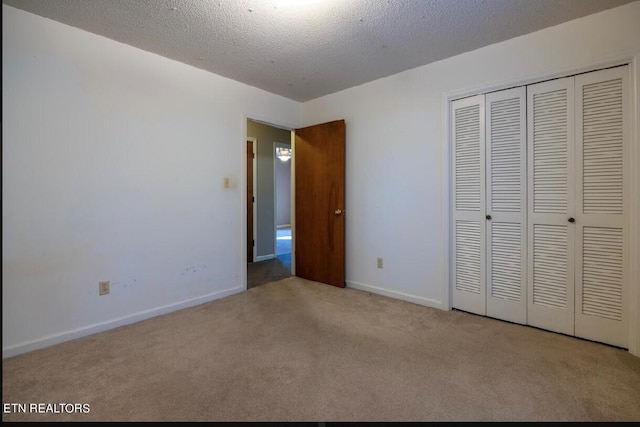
[247, 227, 291, 289]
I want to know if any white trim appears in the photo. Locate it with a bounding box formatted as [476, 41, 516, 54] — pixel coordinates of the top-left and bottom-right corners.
[253, 139, 258, 263]
[444, 53, 639, 356]
[242, 115, 249, 290]
[629, 54, 640, 357]
[2, 286, 244, 359]
[255, 254, 277, 262]
[346, 281, 445, 310]
[442, 88, 452, 311]
[247, 114, 298, 133]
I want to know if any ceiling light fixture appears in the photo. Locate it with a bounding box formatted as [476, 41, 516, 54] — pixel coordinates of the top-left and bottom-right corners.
[276, 147, 292, 162]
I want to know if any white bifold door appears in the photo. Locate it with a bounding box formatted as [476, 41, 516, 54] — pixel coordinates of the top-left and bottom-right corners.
[452, 88, 527, 324]
[573, 67, 629, 347]
[453, 65, 629, 348]
[452, 95, 486, 316]
[527, 67, 629, 347]
[526, 76, 576, 335]
[485, 87, 527, 324]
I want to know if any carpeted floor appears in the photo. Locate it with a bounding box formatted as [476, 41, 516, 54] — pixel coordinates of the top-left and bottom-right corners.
[3, 277, 640, 422]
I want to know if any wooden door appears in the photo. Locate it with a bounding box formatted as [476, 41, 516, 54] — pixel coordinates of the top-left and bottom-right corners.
[295, 120, 346, 288]
[247, 140, 254, 263]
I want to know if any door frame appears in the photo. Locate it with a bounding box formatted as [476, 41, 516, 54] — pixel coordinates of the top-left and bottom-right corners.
[443, 53, 640, 356]
[247, 137, 257, 263]
[243, 116, 297, 291]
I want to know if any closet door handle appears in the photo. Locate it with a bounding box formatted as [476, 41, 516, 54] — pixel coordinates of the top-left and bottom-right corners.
[568, 217, 575, 223]
[486, 215, 492, 220]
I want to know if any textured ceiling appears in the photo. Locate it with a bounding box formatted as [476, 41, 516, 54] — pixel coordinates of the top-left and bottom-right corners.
[3, 0, 637, 102]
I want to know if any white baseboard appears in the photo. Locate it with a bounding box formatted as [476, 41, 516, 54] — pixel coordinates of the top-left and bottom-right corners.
[346, 280, 445, 311]
[2, 286, 243, 359]
[254, 254, 276, 262]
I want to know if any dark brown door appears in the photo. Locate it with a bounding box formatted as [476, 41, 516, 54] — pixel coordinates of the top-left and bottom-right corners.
[247, 140, 254, 263]
[295, 120, 346, 287]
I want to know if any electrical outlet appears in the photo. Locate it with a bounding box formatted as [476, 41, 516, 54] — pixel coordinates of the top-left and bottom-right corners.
[377, 257, 383, 269]
[99, 281, 110, 296]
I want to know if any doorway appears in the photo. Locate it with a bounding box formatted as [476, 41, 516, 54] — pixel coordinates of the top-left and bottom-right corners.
[245, 118, 347, 290]
[246, 120, 293, 289]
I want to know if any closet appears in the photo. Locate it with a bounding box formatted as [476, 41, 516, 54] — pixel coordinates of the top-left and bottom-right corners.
[451, 65, 629, 348]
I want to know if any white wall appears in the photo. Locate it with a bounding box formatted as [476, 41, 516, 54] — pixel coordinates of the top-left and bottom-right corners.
[2, 5, 300, 357]
[301, 2, 640, 353]
[4, 2, 640, 359]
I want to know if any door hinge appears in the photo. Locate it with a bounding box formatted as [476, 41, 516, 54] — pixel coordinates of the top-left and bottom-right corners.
[252, 196, 255, 203]
[252, 240, 255, 247]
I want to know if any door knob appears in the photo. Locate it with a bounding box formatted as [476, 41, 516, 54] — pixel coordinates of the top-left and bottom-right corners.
[335, 209, 343, 215]
[568, 217, 575, 223]
[486, 215, 492, 220]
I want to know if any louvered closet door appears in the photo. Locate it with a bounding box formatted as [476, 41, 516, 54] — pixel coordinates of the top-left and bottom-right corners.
[485, 87, 527, 324]
[527, 77, 575, 336]
[452, 95, 486, 315]
[574, 66, 629, 348]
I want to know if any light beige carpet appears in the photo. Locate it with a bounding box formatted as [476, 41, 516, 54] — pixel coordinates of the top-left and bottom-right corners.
[3, 277, 640, 422]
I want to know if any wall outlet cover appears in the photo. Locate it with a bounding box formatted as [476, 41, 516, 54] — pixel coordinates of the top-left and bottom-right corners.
[99, 281, 110, 296]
